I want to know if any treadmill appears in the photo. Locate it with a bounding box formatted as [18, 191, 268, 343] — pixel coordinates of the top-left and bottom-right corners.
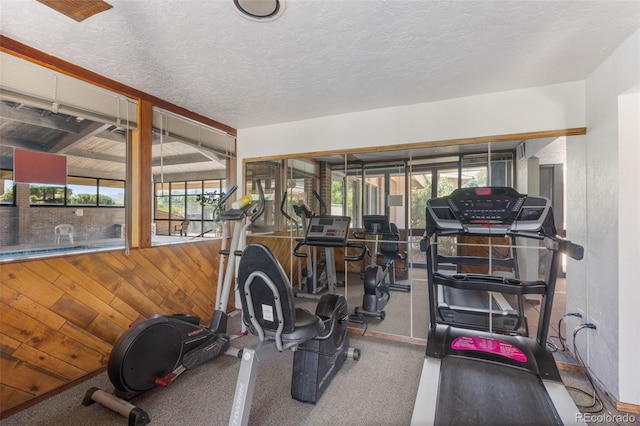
[411, 187, 585, 425]
[434, 233, 529, 336]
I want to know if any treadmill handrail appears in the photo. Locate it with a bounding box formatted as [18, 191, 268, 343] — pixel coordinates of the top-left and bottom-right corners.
[545, 237, 584, 260]
[436, 254, 517, 268]
[433, 272, 547, 295]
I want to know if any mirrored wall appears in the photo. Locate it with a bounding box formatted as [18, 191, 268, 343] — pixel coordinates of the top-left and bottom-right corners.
[242, 136, 569, 341]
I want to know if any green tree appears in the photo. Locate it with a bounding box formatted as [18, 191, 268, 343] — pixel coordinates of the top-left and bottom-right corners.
[0, 188, 14, 202]
[69, 193, 97, 205]
[437, 178, 457, 197]
[98, 194, 117, 205]
[331, 180, 343, 205]
[462, 169, 487, 188]
[29, 185, 65, 204]
[197, 191, 226, 218]
[410, 174, 432, 228]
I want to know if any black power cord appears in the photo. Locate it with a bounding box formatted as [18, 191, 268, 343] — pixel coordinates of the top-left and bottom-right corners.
[547, 312, 582, 352]
[348, 313, 369, 335]
[570, 323, 604, 413]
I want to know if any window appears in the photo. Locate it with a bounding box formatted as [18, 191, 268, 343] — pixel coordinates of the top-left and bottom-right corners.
[0, 53, 135, 258]
[153, 179, 227, 237]
[68, 177, 97, 205]
[26, 177, 126, 207]
[151, 108, 234, 244]
[29, 183, 66, 205]
[1, 51, 236, 259]
[0, 168, 15, 205]
[99, 179, 125, 206]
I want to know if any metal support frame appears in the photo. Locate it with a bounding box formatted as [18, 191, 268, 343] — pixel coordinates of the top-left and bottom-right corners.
[243, 270, 286, 350]
[228, 341, 280, 426]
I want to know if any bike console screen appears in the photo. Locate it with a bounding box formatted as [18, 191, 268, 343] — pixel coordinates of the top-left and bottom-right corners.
[305, 215, 351, 246]
[427, 187, 551, 236]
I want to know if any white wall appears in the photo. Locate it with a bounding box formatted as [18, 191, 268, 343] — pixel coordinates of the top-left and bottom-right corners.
[569, 28, 640, 404]
[618, 86, 640, 406]
[237, 81, 585, 162]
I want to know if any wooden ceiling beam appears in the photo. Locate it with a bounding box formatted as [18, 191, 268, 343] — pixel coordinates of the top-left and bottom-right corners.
[36, 0, 113, 22]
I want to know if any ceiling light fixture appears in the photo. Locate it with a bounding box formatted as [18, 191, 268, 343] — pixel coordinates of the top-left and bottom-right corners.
[233, 0, 286, 22]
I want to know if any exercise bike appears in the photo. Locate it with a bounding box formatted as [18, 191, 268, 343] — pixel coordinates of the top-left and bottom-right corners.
[83, 181, 265, 426]
[351, 215, 410, 321]
[229, 225, 366, 425]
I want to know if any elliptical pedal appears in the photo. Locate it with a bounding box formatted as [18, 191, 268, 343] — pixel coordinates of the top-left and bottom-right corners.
[182, 333, 231, 368]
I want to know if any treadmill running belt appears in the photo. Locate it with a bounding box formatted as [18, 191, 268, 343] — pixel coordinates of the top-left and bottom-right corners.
[442, 287, 502, 310]
[435, 356, 561, 425]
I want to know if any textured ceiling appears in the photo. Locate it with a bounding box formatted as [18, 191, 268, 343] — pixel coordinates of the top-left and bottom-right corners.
[1, 0, 639, 130]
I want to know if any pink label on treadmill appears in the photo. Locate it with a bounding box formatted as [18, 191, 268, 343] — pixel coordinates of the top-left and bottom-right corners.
[451, 336, 527, 363]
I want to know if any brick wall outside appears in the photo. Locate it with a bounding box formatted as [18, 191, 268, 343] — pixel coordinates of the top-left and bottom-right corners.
[0, 183, 125, 247]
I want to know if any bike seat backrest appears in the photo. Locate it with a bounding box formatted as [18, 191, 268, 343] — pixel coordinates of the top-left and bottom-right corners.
[237, 244, 324, 351]
[380, 223, 401, 255]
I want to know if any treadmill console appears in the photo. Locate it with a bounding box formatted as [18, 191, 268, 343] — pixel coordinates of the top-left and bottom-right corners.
[305, 215, 351, 245]
[427, 187, 551, 236]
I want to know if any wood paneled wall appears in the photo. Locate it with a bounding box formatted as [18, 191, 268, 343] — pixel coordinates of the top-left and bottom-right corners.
[0, 240, 223, 417]
[0, 235, 352, 417]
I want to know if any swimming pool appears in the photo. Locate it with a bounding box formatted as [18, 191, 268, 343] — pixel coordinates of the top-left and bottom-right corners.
[0, 241, 124, 262]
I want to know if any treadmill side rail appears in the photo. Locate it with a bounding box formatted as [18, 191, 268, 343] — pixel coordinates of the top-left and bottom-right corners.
[410, 357, 440, 426]
[543, 380, 586, 425]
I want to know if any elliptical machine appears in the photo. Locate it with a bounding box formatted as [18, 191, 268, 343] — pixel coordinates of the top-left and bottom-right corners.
[280, 192, 305, 291]
[83, 182, 265, 426]
[351, 215, 410, 321]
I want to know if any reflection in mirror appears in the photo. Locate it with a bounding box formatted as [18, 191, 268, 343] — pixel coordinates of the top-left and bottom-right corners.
[245, 160, 281, 232]
[335, 156, 412, 337]
[242, 137, 575, 341]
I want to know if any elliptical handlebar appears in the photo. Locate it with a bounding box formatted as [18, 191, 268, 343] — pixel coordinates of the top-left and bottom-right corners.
[215, 181, 264, 223]
[313, 189, 328, 216]
[280, 192, 294, 222]
[220, 185, 238, 206]
[280, 192, 301, 234]
[250, 180, 265, 224]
